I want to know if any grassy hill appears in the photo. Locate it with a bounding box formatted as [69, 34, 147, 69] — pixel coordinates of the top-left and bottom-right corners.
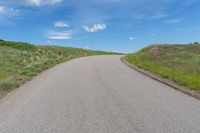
[125, 44, 200, 91]
[0, 41, 119, 98]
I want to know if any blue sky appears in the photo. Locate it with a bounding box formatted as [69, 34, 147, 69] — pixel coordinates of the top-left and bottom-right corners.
[0, 0, 200, 52]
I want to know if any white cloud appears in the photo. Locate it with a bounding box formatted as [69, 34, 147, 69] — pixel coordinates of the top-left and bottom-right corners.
[149, 13, 169, 20]
[46, 40, 56, 45]
[46, 30, 72, 40]
[165, 18, 183, 24]
[150, 33, 155, 37]
[84, 23, 106, 32]
[84, 46, 91, 50]
[0, 6, 6, 14]
[173, 26, 200, 31]
[25, 0, 63, 6]
[129, 37, 134, 40]
[54, 21, 69, 27]
[0, 6, 18, 15]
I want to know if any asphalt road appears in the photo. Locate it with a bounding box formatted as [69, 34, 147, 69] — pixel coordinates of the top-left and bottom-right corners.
[0, 55, 200, 133]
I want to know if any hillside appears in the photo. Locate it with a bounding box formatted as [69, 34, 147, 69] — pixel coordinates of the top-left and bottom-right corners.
[0, 41, 119, 98]
[125, 44, 200, 91]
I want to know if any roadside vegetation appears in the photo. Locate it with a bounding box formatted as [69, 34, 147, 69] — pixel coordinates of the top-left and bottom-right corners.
[125, 44, 200, 92]
[0, 41, 119, 98]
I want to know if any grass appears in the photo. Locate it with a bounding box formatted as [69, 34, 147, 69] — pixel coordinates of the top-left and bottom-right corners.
[0, 41, 119, 98]
[125, 44, 200, 92]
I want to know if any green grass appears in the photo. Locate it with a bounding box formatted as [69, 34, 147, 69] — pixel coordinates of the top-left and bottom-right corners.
[0, 41, 119, 98]
[125, 44, 200, 91]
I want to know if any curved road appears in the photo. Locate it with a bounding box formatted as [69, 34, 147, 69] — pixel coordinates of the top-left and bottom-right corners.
[0, 55, 200, 133]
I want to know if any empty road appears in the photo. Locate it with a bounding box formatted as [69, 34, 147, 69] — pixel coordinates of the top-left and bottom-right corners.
[0, 55, 200, 133]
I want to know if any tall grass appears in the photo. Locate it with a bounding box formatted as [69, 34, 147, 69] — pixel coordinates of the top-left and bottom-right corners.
[125, 44, 200, 91]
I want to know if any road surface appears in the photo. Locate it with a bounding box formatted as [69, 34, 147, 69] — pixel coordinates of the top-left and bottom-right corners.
[0, 55, 200, 133]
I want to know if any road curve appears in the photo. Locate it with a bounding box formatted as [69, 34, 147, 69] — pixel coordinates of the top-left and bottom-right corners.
[0, 55, 200, 133]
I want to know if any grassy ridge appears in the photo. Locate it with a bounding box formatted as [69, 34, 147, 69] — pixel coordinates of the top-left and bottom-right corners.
[125, 44, 200, 91]
[0, 41, 118, 98]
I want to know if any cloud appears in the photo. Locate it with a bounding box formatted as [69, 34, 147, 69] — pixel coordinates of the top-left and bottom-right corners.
[129, 37, 134, 40]
[84, 23, 106, 32]
[54, 21, 69, 27]
[149, 13, 169, 20]
[0, 6, 6, 14]
[23, 0, 63, 6]
[173, 26, 200, 31]
[46, 40, 56, 45]
[150, 33, 155, 37]
[84, 46, 91, 50]
[165, 18, 183, 24]
[46, 30, 72, 40]
[0, 6, 19, 15]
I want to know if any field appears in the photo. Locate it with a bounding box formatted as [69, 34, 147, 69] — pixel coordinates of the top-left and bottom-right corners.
[125, 44, 200, 92]
[0, 41, 118, 98]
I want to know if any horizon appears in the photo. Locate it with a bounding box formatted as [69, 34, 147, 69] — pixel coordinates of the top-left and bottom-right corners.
[0, 0, 200, 53]
[1, 39, 199, 54]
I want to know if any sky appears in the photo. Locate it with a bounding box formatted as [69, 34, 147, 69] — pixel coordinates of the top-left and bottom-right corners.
[0, 0, 200, 52]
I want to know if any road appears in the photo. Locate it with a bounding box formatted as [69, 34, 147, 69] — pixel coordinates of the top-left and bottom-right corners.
[0, 55, 200, 133]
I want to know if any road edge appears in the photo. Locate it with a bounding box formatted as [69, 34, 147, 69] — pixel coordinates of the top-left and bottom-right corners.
[121, 57, 200, 100]
[0, 55, 118, 100]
